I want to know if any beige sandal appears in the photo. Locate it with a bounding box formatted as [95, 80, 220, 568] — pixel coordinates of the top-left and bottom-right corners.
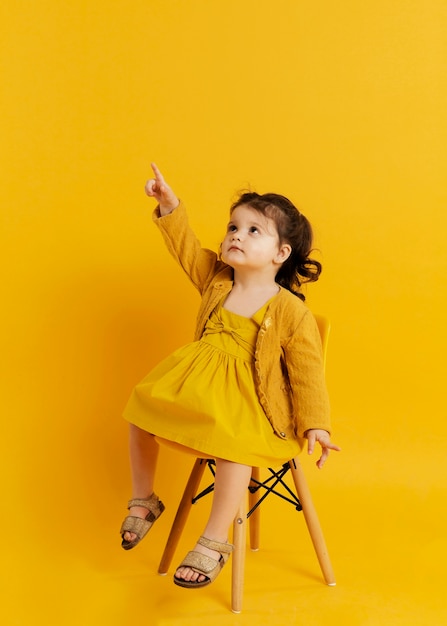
[120, 494, 165, 550]
[173, 536, 234, 588]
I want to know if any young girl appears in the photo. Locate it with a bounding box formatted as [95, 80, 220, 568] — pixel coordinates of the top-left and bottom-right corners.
[120, 163, 340, 588]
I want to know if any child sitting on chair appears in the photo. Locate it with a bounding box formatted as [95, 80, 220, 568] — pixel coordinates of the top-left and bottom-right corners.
[120, 163, 340, 588]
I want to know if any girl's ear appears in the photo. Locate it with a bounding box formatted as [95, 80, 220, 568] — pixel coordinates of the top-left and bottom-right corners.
[275, 243, 292, 264]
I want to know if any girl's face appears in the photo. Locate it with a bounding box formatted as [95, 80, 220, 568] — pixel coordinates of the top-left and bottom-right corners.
[221, 204, 291, 272]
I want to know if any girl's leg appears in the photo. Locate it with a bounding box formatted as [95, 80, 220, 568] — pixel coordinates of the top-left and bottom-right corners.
[175, 458, 252, 583]
[123, 424, 160, 543]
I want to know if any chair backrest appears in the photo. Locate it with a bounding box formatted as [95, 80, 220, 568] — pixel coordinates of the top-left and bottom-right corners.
[313, 314, 331, 374]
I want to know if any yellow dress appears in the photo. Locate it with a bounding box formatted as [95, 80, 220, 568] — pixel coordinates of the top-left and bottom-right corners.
[123, 298, 300, 467]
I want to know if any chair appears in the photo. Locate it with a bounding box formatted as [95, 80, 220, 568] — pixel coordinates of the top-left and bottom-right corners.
[157, 314, 335, 613]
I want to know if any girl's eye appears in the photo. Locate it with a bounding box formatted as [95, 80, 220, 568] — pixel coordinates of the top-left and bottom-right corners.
[249, 226, 259, 234]
[227, 224, 237, 232]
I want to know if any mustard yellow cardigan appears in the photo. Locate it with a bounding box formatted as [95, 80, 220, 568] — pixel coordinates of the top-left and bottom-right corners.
[153, 202, 331, 443]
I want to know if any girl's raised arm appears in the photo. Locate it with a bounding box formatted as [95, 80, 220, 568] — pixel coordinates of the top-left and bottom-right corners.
[145, 163, 180, 215]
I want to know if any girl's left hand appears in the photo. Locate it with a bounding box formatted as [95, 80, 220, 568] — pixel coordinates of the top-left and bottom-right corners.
[305, 429, 341, 469]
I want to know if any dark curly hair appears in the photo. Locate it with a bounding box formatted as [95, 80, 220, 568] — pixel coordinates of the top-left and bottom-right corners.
[230, 192, 322, 301]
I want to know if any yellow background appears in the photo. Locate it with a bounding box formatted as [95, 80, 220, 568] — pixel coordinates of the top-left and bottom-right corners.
[1, 1, 446, 624]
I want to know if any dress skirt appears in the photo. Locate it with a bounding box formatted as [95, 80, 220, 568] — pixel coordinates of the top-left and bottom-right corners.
[123, 299, 300, 467]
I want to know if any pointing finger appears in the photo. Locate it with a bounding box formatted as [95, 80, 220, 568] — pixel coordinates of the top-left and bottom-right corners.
[150, 162, 165, 184]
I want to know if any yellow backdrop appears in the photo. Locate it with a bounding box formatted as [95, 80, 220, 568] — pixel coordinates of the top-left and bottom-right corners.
[1, 1, 446, 624]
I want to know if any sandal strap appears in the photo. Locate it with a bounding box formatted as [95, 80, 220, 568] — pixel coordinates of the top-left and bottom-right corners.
[127, 494, 165, 520]
[120, 515, 152, 537]
[180, 551, 222, 575]
[197, 536, 234, 554]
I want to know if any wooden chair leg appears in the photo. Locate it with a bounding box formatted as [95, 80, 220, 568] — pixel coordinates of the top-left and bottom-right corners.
[158, 458, 208, 574]
[231, 496, 247, 613]
[288, 456, 336, 586]
[248, 467, 261, 551]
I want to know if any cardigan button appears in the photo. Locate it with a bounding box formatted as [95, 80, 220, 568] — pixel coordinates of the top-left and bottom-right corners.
[263, 317, 272, 328]
[279, 432, 286, 438]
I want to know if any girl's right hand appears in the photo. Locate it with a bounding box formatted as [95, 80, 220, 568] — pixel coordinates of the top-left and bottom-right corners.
[145, 162, 180, 215]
